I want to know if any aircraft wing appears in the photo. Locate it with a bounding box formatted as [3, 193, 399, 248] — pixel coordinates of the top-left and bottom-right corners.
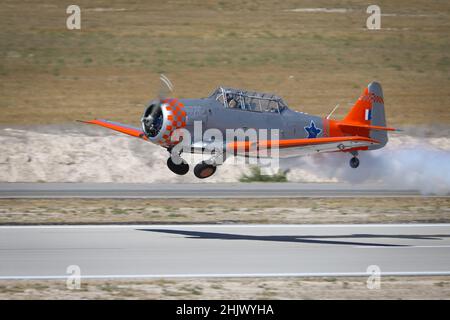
[79, 119, 148, 140]
[259, 136, 379, 149]
[227, 136, 379, 158]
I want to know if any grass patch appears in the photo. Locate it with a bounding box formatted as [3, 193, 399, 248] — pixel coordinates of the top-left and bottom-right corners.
[239, 166, 288, 183]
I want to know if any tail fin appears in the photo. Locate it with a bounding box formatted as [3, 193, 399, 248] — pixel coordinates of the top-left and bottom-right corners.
[343, 82, 388, 149]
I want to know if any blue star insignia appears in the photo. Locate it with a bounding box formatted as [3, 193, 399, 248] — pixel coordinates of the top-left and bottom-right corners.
[304, 121, 322, 138]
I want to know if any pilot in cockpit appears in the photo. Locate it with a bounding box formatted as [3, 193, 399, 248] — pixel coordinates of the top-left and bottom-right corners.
[226, 93, 238, 108]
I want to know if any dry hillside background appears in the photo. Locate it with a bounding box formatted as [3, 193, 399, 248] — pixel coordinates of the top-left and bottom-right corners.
[0, 0, 449, 126]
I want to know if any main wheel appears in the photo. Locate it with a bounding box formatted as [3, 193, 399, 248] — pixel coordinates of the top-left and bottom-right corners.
[194, 161, 217, 179]
[349, 157, 360, 169]
[167, 157, 189, 175]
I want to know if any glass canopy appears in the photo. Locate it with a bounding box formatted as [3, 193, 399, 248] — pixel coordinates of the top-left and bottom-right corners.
[208, 87, 288, 113]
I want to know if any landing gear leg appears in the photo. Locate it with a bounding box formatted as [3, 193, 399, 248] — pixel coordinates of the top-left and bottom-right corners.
[349, 151, 359, 169]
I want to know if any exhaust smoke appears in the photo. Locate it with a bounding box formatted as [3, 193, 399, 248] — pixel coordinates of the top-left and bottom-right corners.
[282, 135, 450, 195]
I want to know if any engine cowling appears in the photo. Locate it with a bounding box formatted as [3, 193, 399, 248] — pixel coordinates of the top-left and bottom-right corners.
[141, 98, 187, 147]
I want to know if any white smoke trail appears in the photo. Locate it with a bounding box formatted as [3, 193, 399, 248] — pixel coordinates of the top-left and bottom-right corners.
[282, 135, 450, 195]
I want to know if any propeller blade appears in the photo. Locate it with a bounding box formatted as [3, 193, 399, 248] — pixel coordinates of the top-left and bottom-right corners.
[159, 74, 174, 100]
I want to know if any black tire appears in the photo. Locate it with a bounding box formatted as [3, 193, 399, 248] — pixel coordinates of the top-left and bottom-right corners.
[349, 157, 360, 169]
[167, 157, 189, 175]
[194, 161, 217, 179]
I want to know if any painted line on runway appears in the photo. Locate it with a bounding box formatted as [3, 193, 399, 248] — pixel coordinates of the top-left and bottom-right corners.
[357, 245, 450, 249]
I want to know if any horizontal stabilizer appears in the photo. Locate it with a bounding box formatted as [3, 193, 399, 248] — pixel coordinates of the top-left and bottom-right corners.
[338, 123, 400, 132]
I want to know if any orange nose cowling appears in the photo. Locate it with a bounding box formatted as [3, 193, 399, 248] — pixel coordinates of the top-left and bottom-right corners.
[157, 98, 187, 147]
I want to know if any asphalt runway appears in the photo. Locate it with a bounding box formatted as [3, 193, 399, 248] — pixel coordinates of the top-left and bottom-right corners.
[0, 183, 430, 198]
[0, 224, 449, 279]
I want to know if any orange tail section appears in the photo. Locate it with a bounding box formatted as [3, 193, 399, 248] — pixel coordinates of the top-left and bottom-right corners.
[343, 86, 383, 124]
[338, 81, 393, 149]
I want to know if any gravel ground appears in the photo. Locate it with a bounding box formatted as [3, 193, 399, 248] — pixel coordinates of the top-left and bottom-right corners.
[1, 276, 449, 300]
[0, 197, 449, 225]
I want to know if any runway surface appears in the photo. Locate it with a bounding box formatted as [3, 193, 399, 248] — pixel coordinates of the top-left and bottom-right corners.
[0, 224, 449, 279]
[0, 183, 429, 198]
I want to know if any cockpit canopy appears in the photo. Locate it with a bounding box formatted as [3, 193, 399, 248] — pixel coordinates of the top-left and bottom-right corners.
[209, 87, 288, 113]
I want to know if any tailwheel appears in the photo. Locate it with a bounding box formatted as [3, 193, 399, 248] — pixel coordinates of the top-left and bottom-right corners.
[167, 157, 189, 175]
[349, 157, 360, 169]
[194, 161, 217, 179]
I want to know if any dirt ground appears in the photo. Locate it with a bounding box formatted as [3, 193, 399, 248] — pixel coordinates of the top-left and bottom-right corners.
[0, 276, 449, 300]
[0, 1, 449, 126]
[0, 197, 449, 225]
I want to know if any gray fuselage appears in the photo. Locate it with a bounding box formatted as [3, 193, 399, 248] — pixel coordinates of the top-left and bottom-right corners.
[179, 97, 325, 143]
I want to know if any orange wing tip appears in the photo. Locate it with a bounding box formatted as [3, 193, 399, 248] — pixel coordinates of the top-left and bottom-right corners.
[78, 119, 147, 140]
[77, 119, 104, 125]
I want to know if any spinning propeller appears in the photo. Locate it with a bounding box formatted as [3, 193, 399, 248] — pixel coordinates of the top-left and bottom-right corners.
[141, 74, 175, 137]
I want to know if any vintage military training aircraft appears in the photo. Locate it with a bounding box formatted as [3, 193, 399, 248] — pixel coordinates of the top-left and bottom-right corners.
[81, 78, 398, 179]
